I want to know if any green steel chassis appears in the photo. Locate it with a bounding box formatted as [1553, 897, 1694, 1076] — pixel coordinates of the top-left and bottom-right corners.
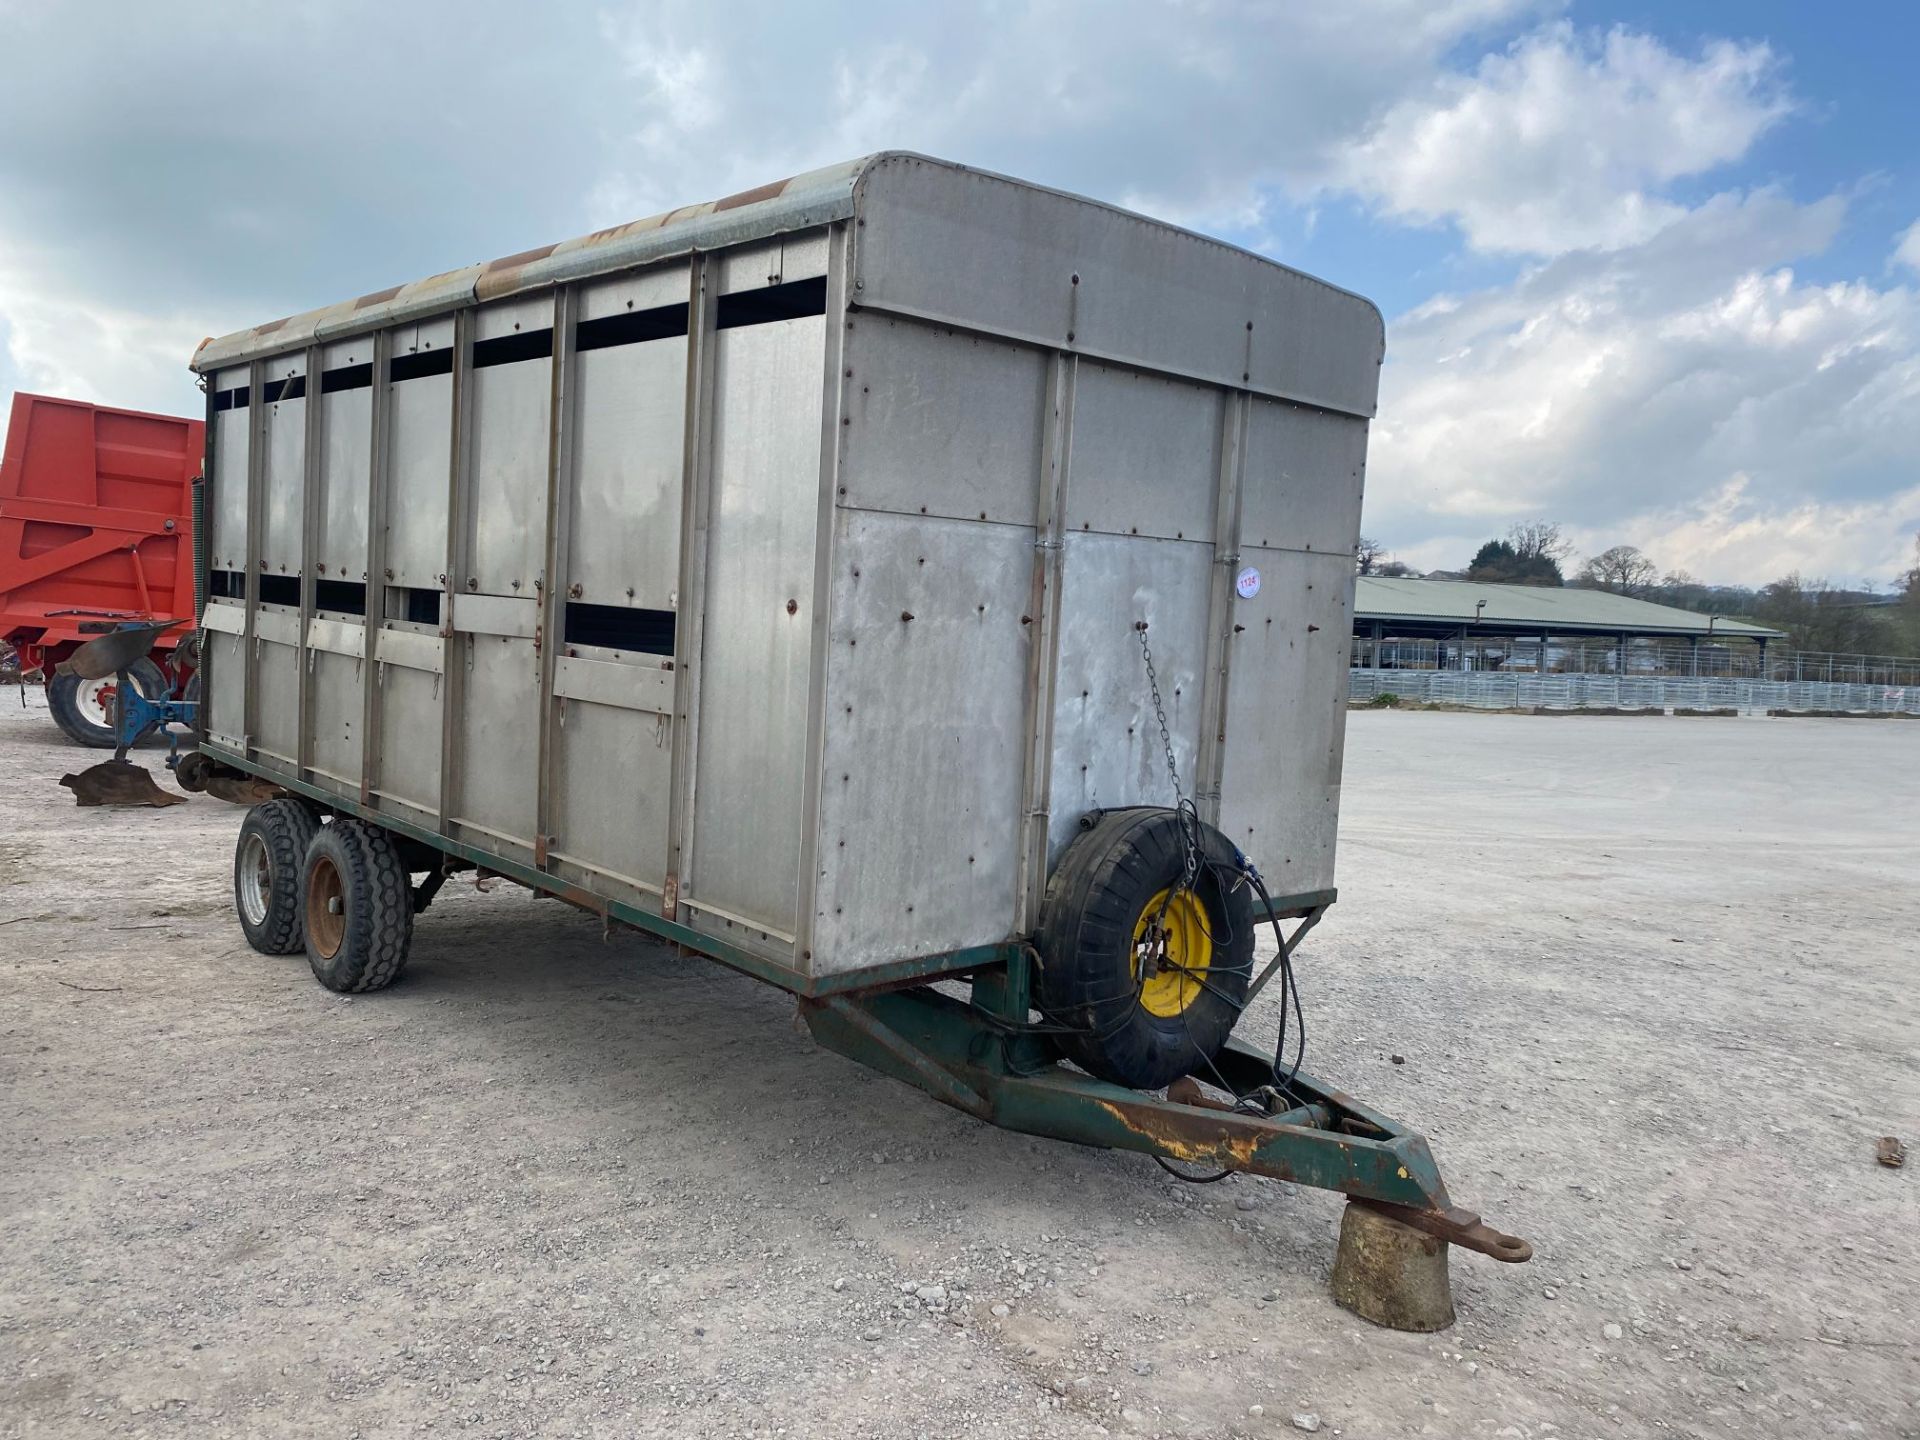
[200, 746, 1533, 1295]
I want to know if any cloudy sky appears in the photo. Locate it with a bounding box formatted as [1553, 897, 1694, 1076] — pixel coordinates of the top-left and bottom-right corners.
[2, 0, 1915, 586]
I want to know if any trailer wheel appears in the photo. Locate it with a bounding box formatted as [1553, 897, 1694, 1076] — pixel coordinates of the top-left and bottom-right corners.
[47, 656, 168, 749]
[302, 820, 414, 993]
[234, 799, 321, 955]
[1035, 808, 1255, 1090]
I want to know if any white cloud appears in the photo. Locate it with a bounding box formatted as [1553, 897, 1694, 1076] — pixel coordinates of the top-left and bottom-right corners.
[1592, 474, 1920, 585]
[1368, 190, 1920, 586]
[1336, 23, 1793, 255]
[0, 241, 223, 414]
[0, 3, 1912, 587]
[1896, 219, 1920, 276]
[590, 0, 1552, 232]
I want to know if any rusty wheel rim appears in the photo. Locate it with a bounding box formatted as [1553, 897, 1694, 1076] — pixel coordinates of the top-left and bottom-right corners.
[305, 853, 345, 960]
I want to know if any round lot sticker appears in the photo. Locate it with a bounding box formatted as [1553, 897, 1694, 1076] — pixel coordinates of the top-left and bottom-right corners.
[1235, 565, 1262, 599]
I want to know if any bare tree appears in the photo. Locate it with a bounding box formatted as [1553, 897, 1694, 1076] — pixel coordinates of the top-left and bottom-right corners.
[1581, 545, 1659, 595]
[1508, 520, 1572, 564]
[1355, 536, 1387, 576]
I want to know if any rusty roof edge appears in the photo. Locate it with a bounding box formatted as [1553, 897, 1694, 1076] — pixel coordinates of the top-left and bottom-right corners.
[192, 267, 484, 373]
[190, 156, 877, 373]
[491, 154, 869, 300]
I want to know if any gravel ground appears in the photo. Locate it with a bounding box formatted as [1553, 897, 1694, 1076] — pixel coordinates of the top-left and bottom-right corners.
[2, 693, 1915, 1439]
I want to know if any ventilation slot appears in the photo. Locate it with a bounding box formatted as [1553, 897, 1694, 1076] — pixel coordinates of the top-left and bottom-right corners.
[385, 586, 442, 625]
[258, 574, 300, 606]
[717, 275, 828, 330]
[315, 579, 367, 616]
[209, 568, 245, 599]
[577, 303, 689, 353]
[390, 349, 454, 383]
[564, 601, 675, 656]
[320, 363, 373, 394]
[472, 329, 554, 368]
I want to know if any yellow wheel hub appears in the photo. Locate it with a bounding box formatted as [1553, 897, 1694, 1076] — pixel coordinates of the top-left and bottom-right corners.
[1132, 886, 1212, 1018]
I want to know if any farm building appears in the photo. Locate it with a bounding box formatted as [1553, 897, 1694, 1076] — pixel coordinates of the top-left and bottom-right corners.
[1352, 576, 1785, 675]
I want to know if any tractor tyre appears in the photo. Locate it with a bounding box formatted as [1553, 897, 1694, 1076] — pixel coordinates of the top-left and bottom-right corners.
[47, 655, 168, 749]
[1035, 807, 1255, 1090]
[301, 820, 414, 994]
[235, 799, 321, 955]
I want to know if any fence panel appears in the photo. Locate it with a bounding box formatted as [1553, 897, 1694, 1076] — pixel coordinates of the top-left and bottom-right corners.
[1348, 669, 1920, 716]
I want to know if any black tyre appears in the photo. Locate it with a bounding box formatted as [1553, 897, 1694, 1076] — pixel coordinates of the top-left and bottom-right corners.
[46, 655, 168, 748]
[1035, 808, 1255, 1090]
[302, 820, 414, 993]
[235, 799, 321, 955]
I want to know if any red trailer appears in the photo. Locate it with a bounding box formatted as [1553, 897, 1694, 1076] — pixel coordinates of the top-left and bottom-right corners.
[0, 392, 204, 746]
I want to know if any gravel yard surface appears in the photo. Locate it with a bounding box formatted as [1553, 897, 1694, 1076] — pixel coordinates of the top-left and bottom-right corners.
[2, 696, 1915, 1438]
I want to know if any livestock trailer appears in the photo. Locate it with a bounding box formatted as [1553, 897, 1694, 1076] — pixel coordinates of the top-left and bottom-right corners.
[185, 154, 1527, 1324]
[0, 392, 204, 744]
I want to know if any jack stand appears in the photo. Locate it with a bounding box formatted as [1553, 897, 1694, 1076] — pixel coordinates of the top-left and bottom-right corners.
[1332, 1200, 1456, 1332]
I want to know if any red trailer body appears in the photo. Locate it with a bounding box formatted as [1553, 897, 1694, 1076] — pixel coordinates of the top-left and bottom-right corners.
[0, 392, 204, 744]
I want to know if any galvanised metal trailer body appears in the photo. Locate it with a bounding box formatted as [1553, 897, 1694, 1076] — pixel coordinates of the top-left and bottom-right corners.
[187, 155, 1527, 1324]
[192, 153, 1368, 982]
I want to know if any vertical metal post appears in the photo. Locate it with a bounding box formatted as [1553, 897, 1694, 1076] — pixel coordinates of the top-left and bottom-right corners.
[295, 346, 323, 780]
[241, 359, 267, 758]
[194, 377, 217, 745]
[359, 329, 393, 808]
[1194, 390, 1248, 828]
[534, 285, 579, 870]
[664, 254, 717, 920]
[1014, 349, 1077, 932]
[437, 309, 474, 834]
[794, 223, 852, 971]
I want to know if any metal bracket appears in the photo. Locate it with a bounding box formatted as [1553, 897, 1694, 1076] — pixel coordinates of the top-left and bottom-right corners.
[1349, 1198, 1534, 1263]
[1244, 903, 1325, 1007]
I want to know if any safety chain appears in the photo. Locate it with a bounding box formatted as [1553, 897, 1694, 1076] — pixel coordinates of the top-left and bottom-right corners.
[1136, 622, 1201, 889]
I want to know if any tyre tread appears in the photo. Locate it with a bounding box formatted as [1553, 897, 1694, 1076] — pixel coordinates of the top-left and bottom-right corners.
[305, 820, 414, 994]
[236, 799, 320, 956]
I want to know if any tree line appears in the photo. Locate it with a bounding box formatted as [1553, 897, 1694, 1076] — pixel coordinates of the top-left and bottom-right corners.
[1355, 525, 1920, 657]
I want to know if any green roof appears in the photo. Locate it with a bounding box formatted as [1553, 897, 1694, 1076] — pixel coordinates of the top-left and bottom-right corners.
[1354, 577, 1783, 639]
